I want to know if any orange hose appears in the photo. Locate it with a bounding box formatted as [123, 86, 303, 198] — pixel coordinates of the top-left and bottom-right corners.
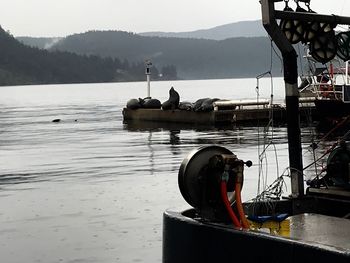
[220, 181, 241, 228]
[235, 182, 250, 229]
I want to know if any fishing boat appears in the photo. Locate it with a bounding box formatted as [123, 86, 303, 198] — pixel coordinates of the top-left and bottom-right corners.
[299, 57, 350, 120]
[162, 1, 350, 262]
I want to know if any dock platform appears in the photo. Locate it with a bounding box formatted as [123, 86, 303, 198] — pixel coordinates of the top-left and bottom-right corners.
[122, 105, 317, 125]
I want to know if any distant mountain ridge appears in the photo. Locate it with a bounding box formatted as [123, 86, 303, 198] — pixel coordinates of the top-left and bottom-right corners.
[11, 20, 280, 83]
[140, 20, 266, 40]
[0, 26, 175, 86]
[48, 30, 280, 79]
[16, 20, 266, 49]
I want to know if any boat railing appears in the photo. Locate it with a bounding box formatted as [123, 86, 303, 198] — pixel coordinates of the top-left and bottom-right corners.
[315, 83, 342, 99]
[213, 99, 270, 111]
[300, 81, 350, 102]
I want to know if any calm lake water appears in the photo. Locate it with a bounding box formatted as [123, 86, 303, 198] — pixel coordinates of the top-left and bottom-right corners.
[0, 78, 332, 263]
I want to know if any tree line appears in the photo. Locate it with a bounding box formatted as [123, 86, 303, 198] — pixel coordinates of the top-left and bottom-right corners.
[0, 26, 177, 86]
[49, 30, 282, 79]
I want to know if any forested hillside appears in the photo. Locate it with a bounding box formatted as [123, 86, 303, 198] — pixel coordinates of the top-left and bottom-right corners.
[50, 30, 281, 79]
[0, 27, 176, 86]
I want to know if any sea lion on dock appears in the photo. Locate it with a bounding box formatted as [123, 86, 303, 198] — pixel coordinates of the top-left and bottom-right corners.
[193, 98, 220, 112]
[142, 98, 161, 109]
[162, 87, 180, 110]
[178, 101, 193, 111]
[126, 98, 142, 109]
[193, 98, 210, 112]
[200, 98, 220, 112]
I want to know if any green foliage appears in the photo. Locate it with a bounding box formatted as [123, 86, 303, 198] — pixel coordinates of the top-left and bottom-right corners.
[161, 65, 177, 80]
[50, 30, 282, 79]
[0, 27, 175, 86]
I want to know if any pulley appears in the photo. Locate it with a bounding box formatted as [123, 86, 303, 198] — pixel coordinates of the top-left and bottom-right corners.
[336, 31, 350, 61]
[301, 0, 317, 42]
[280, 1, 337, 46]
[303, 22, 331, 43]
[280, 5, 306, 44]
[309, 30, 337, 64]
[303, 20, 317, 42]
[304, 22, 335, 42]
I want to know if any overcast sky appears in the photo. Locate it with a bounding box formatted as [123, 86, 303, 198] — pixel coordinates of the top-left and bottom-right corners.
[1, 0, 349, 37]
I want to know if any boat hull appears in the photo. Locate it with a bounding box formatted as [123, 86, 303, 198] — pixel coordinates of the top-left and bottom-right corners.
[163, 210, 350, 263]
[314, 99, 350, 118]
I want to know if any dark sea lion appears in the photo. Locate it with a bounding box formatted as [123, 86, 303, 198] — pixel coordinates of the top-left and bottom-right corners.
[178, 101, 193, 111]
[52, 119, 61, 122]
[200, 98, 220, 112]
[161, 100, 172, 110]
[193, 98, 210, 112]
[162, 87, 180, 110]
[142, 98, 161, 109]
[126, 98, 141, 109]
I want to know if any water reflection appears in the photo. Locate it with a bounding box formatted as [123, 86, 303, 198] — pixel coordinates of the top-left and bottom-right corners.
[169, 130, 180, 145]
[123, 119, 280, 147]
[147, 131, 155, 175]
[123, 119, 219, 132]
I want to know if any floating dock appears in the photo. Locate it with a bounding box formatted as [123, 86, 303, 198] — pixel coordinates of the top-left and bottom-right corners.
[122, 99, 317, 125]
[123, 108, 235, 124]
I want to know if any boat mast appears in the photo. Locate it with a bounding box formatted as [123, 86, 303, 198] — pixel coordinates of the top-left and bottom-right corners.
[346, 61, 349, 85]
[261, 0, 304, 198]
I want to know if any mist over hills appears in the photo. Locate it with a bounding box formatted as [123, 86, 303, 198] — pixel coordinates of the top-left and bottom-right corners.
[17, 36, 63, 49]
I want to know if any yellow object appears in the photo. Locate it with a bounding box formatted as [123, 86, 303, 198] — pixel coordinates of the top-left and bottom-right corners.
[248, 219, 290, 237]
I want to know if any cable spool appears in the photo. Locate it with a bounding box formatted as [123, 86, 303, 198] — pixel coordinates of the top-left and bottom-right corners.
[178, 145, 253, 224]
[336, 31, 350, 61]
[309, 30, 337, 64]
[178, 146, 236, 212]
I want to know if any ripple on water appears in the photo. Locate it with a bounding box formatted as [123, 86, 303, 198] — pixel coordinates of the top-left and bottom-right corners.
[0, 81, 334, 263]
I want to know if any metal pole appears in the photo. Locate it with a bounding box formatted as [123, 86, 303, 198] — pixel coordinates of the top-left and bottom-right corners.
[346, 61, 349, 85]
[145, 60, 152, 98]
[261, 0, 304, 198]
[147, 74, 151, 98]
